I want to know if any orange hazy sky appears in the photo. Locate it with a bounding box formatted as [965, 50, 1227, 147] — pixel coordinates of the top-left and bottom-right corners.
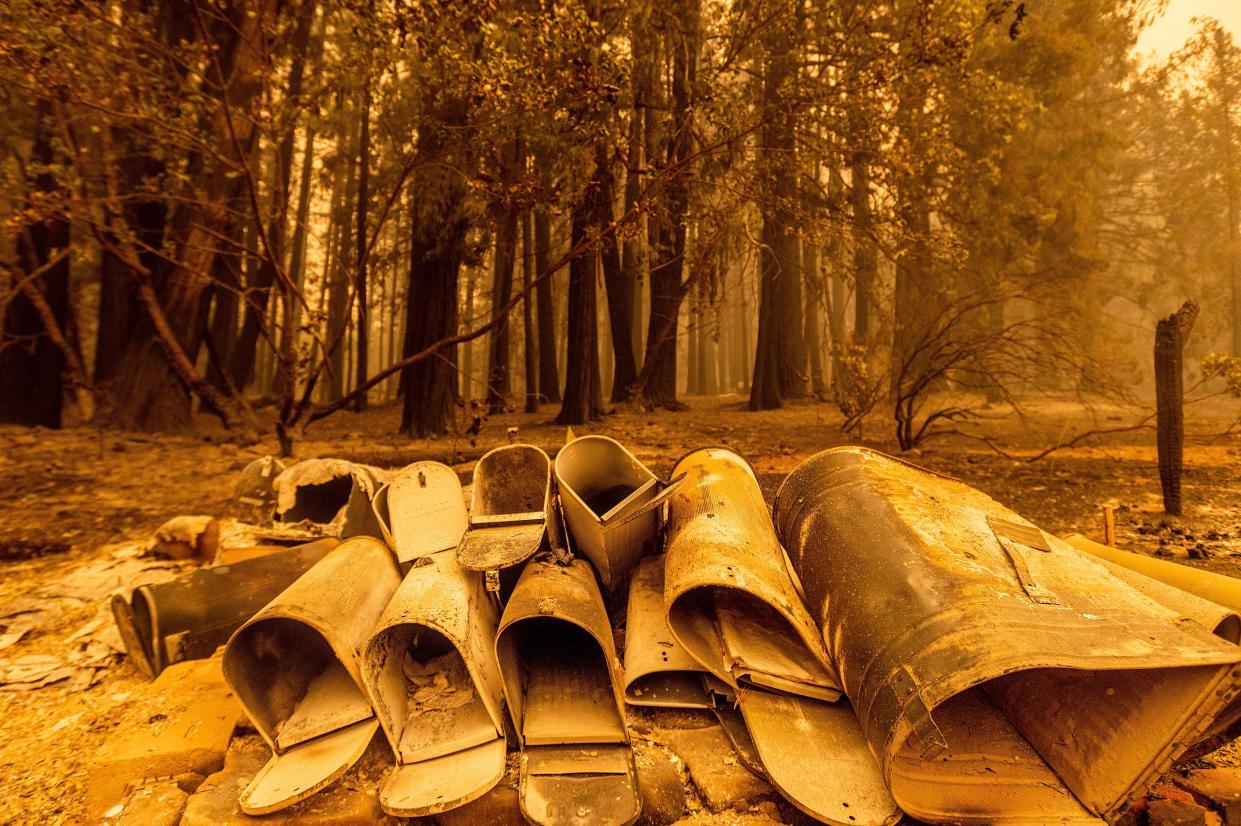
[1133, 0, 1241, 62]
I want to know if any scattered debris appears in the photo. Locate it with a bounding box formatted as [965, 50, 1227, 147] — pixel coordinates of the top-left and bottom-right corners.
[151, 515, 219, 562]
[86, 657, 240, 819]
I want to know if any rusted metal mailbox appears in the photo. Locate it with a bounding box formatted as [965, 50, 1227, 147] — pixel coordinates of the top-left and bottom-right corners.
[774, 447, 1241, 825]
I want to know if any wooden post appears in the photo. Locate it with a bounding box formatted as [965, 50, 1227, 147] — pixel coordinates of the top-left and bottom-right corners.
[1102, 505, 1116, 547]
[1154, 300, 1199, 516]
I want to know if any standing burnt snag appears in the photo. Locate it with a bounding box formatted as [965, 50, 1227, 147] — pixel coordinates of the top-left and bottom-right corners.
[1154, 300, 1199, 516]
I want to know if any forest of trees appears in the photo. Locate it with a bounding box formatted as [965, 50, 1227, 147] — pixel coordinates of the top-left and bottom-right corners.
[0, 0, 1238, 452]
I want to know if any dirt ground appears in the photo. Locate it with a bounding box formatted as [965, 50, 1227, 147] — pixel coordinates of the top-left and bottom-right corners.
[2, 392, 1240, 825]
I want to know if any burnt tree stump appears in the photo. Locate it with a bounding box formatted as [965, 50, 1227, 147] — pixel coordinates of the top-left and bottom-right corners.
[1154, 300, 1199, 516]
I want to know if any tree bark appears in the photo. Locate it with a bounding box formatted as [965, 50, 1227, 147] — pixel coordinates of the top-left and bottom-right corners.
[1155, 300, 1199, 516]
[462, 266, 477, 399]
[534, 205, 561, 403]
[640, 0, 697, 409]
[595, 142, 639, 402]
[401, 195, 466, 437]
[103, 0, 278, 430]
[749, 5, 803, 410]
[556, 195, 603, 424]
[487, 140, 521, 414]
[354, 72, 372, 411]
[324, 116, 357, 402]
[803, 238, 826, 398]
[0, 122, 71, 428]
[1215, 30, 1241, 356]
[850, 152, 876, 342]
[522, 208, 539, 412]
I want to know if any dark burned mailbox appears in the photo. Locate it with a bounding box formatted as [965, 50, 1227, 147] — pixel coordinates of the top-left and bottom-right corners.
[222, 537, 401, 815]
[773, 446, 1241, 824]
[111, 538, 338, 679]
[272, 459, 386, 538]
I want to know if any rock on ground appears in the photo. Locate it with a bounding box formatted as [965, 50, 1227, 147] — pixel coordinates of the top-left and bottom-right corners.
[663, 725, 775, 812]
[86, 657, 239, 819]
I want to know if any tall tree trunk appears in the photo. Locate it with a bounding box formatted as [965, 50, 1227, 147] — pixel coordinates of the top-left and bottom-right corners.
[623, 102, 647, 367]
[850, 152, 876, 342]
[400, 90, 471, 436]
[803, 238, 826, 398]
[354, 73, 371, 411]
[0, 119, 71, 427]
[687, 293, 700, 395]
[205, 245, 241, 392]
[487, 140, 521, 414]
[227, 1, 315, 396]
[639, 0, 696, 409]
[104, 0, 278, 430]
[596, 142, 639, 402]
[825, 165, 848, 392]
[556, 194, 603, 424]
[401, 199, 466, 437]
[534, 205, 561, 403]
[522, 208, 539, 412]
[285, 121, 317, 365]
[462, 266, 477, 399]
[749, 6, 803, 410]
[1216, 30, 1241, 356]
[695, 285, 716, 396]
[97, 162, 165, 386]
[326, 114, 358, 402]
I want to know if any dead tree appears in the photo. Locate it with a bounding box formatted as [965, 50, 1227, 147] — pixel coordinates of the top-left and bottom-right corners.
[1154, 300, 1199, 516]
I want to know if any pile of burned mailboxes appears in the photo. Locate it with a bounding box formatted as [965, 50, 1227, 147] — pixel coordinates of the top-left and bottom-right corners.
[110, 439, 1241, 826]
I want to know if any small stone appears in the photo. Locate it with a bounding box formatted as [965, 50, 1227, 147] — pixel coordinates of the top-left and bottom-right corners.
[664, 725, 774, 812]
[106, 780, 188, 826]
[178, 739, 267, 826]
[635, 744, 686, 826]
[1178, 768, 1241, 824]
[1148, 798, 1210, 826]
[87, 658, 240, 819]
[435, 783, 524, 826]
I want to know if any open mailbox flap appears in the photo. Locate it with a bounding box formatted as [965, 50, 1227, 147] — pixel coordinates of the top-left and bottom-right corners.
[361, 551, 507, 816]
[663, 447, 897, 826]
[497, 558, 640, 826]
[222, 537, 400, 814]
[456, 444, 551, 573]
